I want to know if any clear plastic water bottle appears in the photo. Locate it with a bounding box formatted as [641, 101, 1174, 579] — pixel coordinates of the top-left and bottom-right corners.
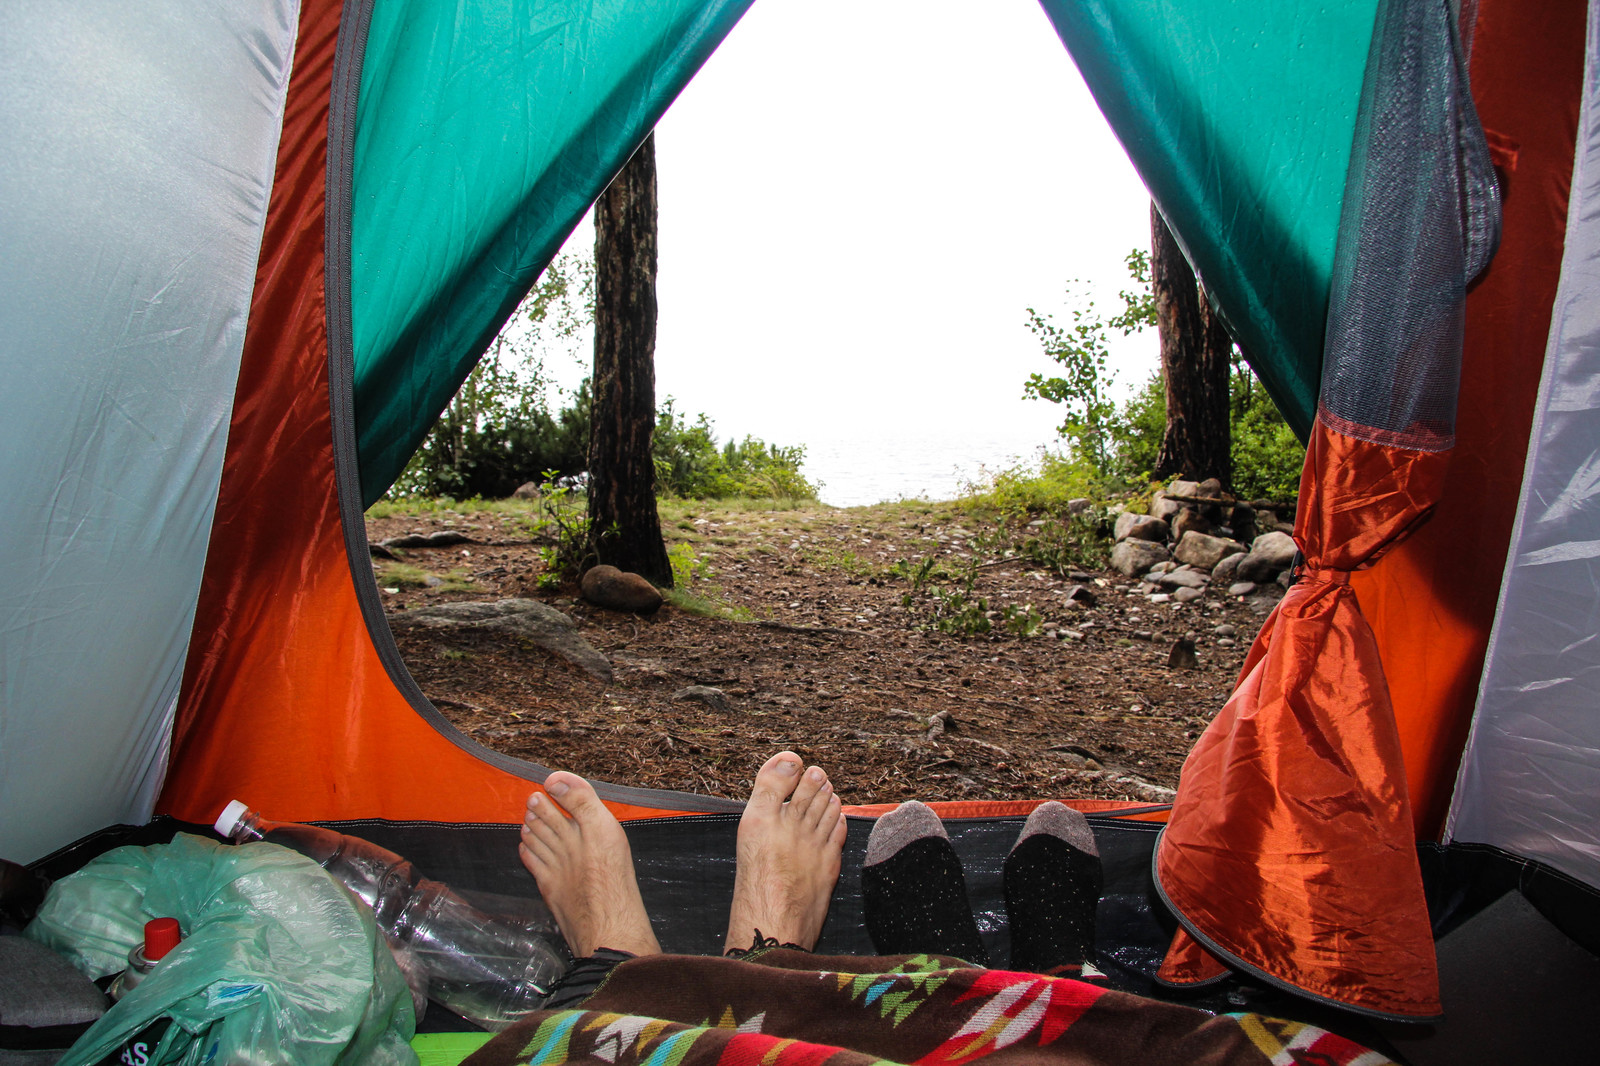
[215, 801, 569, 1030]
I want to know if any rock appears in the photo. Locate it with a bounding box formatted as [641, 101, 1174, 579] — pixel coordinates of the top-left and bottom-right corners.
[512, 481, 542, 500]
[381, 530, 474, 550]
[368, 542, 398, 560]
[1066, 497, 1093, 515]
[1148, 592, 1171, 604]
[388, 599, 612, 682]
[1113, 512, 1168, 543]
[1110, 538, 1170, 578]
[1170, 508, 1214, 541]
[1237, 531, 1299, 583]
[1195, 477, 1224, 498]
[1278, 568, 1294, 588]
[1211, 551, 1247, 586]
[1218, 637, 1237, 647]
[580, 565, 664, 614]
[1228, 581, 1258, 596]
[1213, 623, 1238, 638]
[1155, 568, 1207, 590]
[1173, 586, 1204, 603]
[1064, 584, 1098, 607]
[1149, 492, 1184, 524]
[1168, 479, 1201, 498]
[671, 685, 732, 713]
[1167, 637, 1200, 669]
[1174, 531, 1247, 570]
[1149, 560, 1178, 574]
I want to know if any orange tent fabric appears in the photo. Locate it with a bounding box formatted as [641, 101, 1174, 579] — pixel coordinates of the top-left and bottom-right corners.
[1154, 426, 1448, 1019]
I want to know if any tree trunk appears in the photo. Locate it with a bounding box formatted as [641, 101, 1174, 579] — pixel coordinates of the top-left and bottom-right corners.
[588, 133, 673, 587]
[1150, 204, 1233, 489]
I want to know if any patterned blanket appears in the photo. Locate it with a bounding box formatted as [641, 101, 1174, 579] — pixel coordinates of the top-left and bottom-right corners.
[461, 950, 1393, 1066]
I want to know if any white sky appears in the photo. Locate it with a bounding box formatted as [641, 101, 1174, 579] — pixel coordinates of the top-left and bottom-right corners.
[542, 0, 1158, 456]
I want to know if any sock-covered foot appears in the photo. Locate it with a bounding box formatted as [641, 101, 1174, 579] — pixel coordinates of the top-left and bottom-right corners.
[724, 752, 849, 954]
[861, 801, 989, 965]
[519, 772, 661, 959]
[1003, 801, 1102, 976]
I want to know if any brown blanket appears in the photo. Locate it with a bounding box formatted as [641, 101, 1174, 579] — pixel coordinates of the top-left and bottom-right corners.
[462, 950, 1393, 1066]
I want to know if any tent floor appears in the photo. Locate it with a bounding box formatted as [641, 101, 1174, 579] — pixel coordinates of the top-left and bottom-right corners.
[30, 813, 1600, 1062]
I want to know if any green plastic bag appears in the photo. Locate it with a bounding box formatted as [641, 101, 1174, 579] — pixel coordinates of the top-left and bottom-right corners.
[25, 833, 417, 1066]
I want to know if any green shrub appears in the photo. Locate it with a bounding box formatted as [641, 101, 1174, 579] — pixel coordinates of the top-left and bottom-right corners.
[652, 401, 818, 501]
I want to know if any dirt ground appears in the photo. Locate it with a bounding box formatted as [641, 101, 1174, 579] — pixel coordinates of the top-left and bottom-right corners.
[365, 496, 1280, 807]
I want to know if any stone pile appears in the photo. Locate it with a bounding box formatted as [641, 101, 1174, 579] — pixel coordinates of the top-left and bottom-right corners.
[1109, 479, 1300, 611]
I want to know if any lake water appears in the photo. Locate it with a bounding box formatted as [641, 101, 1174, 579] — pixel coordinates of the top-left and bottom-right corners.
[799, 430, 1061, 508]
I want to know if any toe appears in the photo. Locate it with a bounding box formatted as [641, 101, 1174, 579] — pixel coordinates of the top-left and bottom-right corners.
[748, 751, 803, 814]
[829, 809, 849, 849]
[807, 789, 840, 833]
[789, 765, 828, 818]
[545, 771, 605, 826]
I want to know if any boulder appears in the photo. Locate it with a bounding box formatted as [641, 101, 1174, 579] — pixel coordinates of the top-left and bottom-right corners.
[1195, 477, 1224, 498]
[1149, 492, 1184, 524]
[1172, 586, 1204, 603]
[1228, 581, 1258, 597]
[1237, 531, 1299, 583]
[388, 599, 612, 682]
[1168, 479, 1202, 498]
[512, 481, 542, 500]
[1066, 497, 1093, 515]
[1113, 512, 1168, 543]
[580, 565, 664, 614]
[1111, 538, 1169, 577]
[1155, 568, 1207, 590]
[381, 530, 473, 550]
[1170, 508, 1214, 541]
[1173, 531, 1247, 570]
[1211, 551, 1247, 586]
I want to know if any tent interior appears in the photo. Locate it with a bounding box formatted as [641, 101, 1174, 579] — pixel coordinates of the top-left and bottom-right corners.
[3, 0, 1599, 1063]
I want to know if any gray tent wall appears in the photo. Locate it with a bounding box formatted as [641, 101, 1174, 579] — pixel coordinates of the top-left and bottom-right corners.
[0, 1, 298, 864]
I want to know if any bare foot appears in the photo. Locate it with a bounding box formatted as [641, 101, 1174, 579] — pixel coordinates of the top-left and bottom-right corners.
[519, 772, 661, 958]
[724, 751, 849, 953]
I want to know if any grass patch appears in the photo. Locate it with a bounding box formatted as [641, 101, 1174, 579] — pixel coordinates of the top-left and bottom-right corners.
[367, 496, 536, 521]
[374, 561, 482, 593]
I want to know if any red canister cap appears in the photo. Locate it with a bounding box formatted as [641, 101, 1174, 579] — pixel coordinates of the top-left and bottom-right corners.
[143, 917, 182, 961]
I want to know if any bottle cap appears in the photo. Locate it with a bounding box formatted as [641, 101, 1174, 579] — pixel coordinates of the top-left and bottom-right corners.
[214, 800, 250, 838]
[143, 917, 182, 961]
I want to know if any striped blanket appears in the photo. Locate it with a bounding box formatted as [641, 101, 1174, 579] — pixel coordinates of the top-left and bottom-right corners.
[461, 950, 1393, 1066]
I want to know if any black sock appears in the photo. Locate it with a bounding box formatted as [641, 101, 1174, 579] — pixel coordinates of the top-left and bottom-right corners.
[1003, 802, 1102, 976]
[861, 801, 989, 966]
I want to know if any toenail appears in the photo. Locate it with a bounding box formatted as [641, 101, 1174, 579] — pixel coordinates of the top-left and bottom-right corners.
[548, 780, 569, 798]
[807, 767, 824, 782]
[776, 760, 800, 776]
[528, 794, 543, 808]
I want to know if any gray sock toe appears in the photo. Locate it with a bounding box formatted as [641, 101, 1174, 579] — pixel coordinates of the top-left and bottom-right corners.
[1014, 800, 1097, 856]
[865, 800, 947, 866]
